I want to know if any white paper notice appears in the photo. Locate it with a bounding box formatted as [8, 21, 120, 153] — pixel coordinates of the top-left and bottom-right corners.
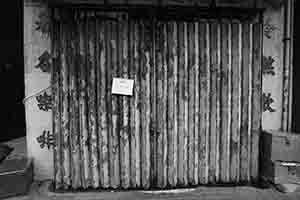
[111, 78, 134, 96]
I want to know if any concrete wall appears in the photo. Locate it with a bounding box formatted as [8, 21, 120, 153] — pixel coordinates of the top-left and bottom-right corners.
[262, 6, 284, 130]
[23, 1, 293, 180]
[24, 2, 53, 180]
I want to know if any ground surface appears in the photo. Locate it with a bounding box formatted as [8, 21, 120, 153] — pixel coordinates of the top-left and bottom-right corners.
[3, 181, 300, 200]
[2, 138, 300, 200]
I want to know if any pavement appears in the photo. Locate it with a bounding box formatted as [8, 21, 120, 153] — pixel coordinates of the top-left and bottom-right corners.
[2, 137, 300, 200]
[3, 180, 300, 200]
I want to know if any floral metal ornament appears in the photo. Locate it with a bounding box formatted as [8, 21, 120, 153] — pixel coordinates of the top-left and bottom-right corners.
[37, 130, 55, 150]
[264, 18, 279, 39]
[262, 55, 276, 76]
[35, 50, 51, 73]
[263, 92, 276, 112]
[36, 91, 52, 111]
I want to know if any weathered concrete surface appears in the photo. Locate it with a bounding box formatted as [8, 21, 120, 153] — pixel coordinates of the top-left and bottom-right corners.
[3, 181, 300, 200]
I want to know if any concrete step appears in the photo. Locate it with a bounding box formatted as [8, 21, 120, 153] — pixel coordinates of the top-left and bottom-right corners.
[0, 157, 33, 199]
[261, 130, 300, 163]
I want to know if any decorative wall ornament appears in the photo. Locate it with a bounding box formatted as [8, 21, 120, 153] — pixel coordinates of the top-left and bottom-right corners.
[263, 92, 276, 112]
[36, 91, 52, 111]
[264, 18, 279, 39]
[35, 50, 51, 73]
[35, 10, 51, 37]
[36, 130, 55, 150]
[262, 55, 276, 75]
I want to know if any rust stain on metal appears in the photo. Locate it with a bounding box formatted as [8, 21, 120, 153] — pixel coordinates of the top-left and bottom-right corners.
[53, 11, 262, 189]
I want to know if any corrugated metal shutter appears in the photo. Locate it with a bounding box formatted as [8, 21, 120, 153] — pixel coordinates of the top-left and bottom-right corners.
[52, 10, 262, 189]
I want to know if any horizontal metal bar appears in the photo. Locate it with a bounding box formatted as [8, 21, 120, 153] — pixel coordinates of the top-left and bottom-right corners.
[48, 3, 265, 12]
[49, 4, 264, 21]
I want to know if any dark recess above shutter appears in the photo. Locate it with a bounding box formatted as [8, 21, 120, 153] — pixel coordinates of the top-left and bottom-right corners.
[44, 0, 274, 8]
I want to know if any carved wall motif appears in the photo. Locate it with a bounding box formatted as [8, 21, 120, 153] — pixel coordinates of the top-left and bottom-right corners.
[263, 92, 276, 112]
[264, 18, 279, 39]
[36, 91, 52, 111]
[262, 55, 276, 76]
[36, 130, 55, 150]
[34, 50, 51, 73]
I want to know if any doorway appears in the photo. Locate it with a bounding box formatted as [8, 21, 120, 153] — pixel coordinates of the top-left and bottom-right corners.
[0, 0, 25, 142]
